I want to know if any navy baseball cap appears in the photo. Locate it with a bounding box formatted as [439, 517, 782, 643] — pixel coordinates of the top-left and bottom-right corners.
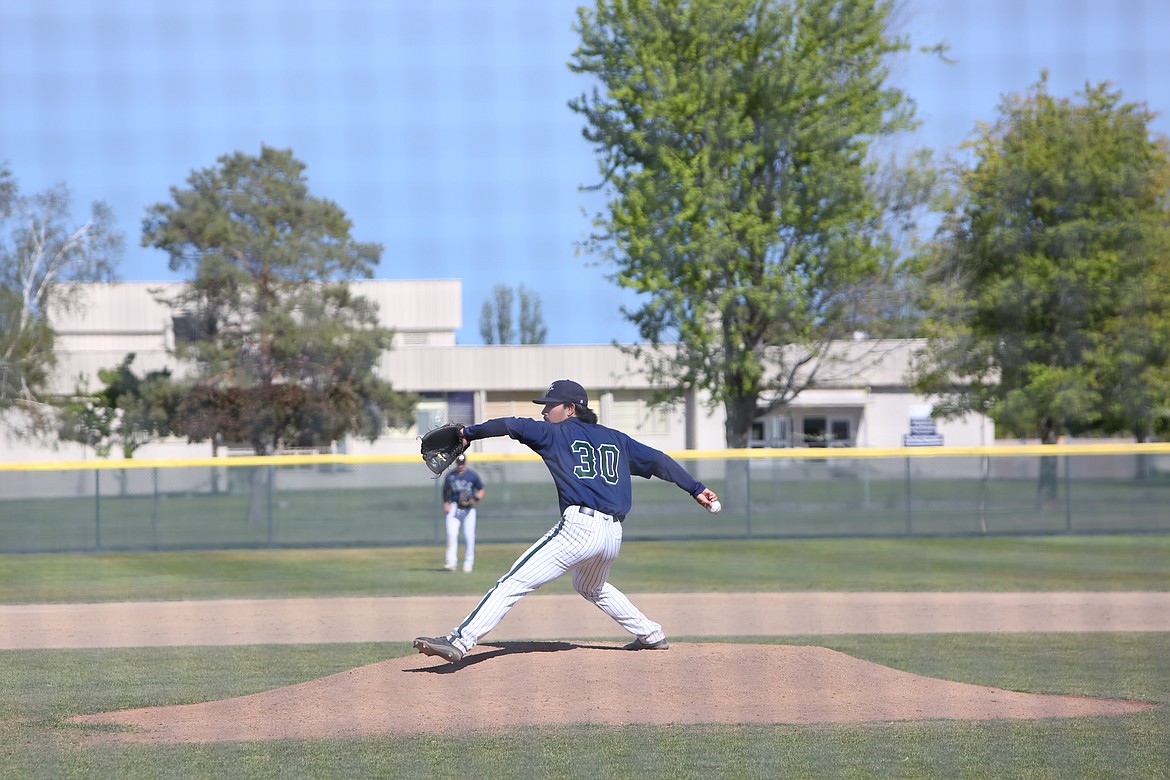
[533, 379, 589, 406]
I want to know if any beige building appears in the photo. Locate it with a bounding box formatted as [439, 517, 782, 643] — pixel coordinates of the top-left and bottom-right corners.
[2, 281, 992, 462]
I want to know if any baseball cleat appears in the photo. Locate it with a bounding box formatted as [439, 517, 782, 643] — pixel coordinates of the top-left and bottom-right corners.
[413, 635, 465, 663]
[443, 563, 456, 571]
[623, 637, 670, 651]
[462, 563, 473, 572]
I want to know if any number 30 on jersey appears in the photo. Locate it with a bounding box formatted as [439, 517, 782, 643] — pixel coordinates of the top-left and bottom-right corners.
[570, 441, 620, 485]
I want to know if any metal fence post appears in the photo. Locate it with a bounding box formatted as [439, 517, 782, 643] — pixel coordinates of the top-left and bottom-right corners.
[434, 477, 443, 544]
[266, 465, 275, 547]
[904, 457, 913, 535]
[94, 469, 102, 552]
[745, 457, 753, 538]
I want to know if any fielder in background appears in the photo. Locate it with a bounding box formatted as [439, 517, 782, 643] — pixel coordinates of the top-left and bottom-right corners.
[441, 454, 486, 572]
[414, 379, 720, 664]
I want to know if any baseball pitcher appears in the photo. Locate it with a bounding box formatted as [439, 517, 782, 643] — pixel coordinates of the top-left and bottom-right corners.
[414, 379, 720, 664]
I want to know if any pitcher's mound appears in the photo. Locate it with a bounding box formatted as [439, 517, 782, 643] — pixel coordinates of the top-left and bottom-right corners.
[75, 642, 1155, 744]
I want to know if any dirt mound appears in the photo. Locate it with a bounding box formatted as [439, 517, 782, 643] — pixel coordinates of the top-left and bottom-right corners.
[75, 642, 1155, 744]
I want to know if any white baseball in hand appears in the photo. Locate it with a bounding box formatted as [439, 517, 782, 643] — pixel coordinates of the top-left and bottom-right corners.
[707, 500, 722, 514]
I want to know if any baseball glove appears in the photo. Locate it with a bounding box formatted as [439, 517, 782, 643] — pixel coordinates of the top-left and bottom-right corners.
[457, 490, 476, 508]
[420, 423, 466, 475]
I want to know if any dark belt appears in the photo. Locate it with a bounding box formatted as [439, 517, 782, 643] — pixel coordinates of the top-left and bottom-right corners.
[577, 506, 623, 523]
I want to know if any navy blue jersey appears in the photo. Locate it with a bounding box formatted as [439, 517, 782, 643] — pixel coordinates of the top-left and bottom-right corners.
[462, 416, 705, 519]
[442, 468, 484, 503]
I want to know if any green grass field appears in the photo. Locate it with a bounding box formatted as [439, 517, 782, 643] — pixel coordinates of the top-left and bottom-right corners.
[3, 536, 1169, 603]
[2, 536, 1168, 779]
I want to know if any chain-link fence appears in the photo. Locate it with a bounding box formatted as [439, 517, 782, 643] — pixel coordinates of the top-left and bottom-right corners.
[2, 446, 1168, 553]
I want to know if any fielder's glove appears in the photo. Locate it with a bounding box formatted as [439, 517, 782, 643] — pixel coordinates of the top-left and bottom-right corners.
[457, 490, 476, 508]
[420, 423, 467, 475]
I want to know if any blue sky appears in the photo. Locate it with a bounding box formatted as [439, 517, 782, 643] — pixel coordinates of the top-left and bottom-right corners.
[3, 1, 1167, 345]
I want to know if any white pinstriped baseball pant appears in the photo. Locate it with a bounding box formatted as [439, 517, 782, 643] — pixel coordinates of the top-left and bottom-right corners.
[444, 506, 477, 570]
[448, 505, 665, 653]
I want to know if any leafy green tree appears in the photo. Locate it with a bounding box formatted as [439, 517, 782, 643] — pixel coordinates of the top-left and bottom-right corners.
[569, 0, 930, 446]
[58, 354, 180, 458]
[912, 75, 1170, 442]
[141, 145, 415, 455]
[0, 165, 122, 431]
[479, 285, 515, 344]
[517, 284, 549, 344]
[852, 149, 942, 339]
[479, 283, 547, 344]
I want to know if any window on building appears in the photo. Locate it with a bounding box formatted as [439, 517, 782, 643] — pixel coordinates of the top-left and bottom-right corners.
[414, 401, 447, 434]
[398, 331, 429, 346]
[802, 415, 853, 447]
[484, 395, 542, 421]
[610, 393, 669, 434]
[775, 416, 791, 446]
[171, 310, 213, 344]
[751, 416, 791, 447]
[802, 416, 827, 446]
[446, 392, 474, 425]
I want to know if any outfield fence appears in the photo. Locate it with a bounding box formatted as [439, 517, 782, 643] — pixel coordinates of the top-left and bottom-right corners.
[1, 444, 1169, 553]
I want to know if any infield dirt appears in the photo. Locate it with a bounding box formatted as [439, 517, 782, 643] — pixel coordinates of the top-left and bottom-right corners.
[38, 592, 1165, 743]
